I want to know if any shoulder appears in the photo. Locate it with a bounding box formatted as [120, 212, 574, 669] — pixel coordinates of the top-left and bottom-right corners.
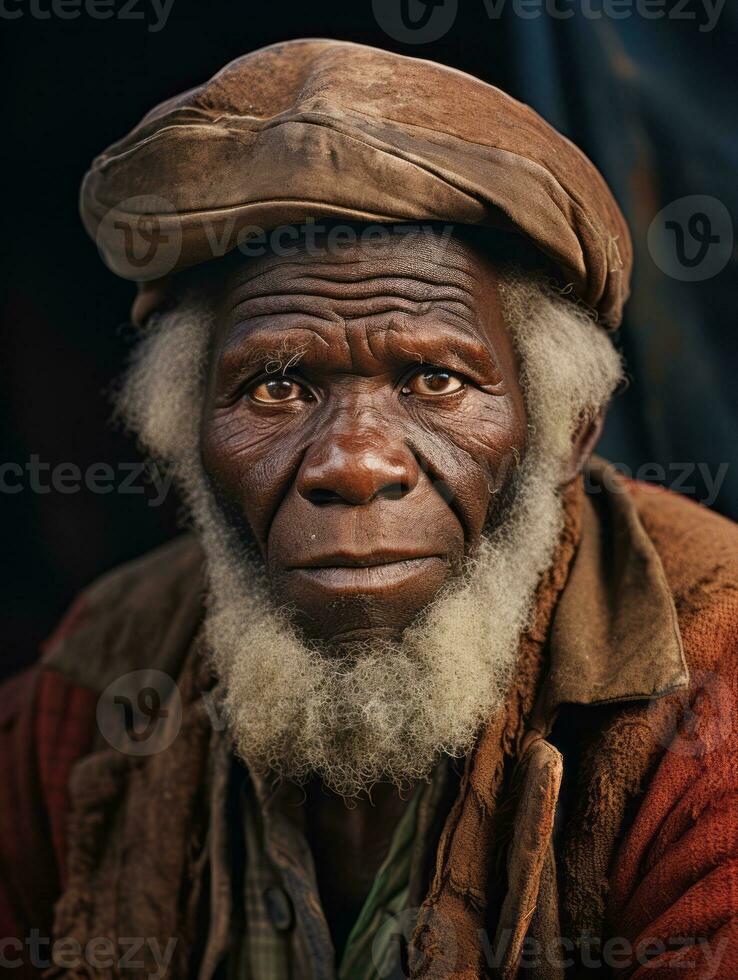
[626, 478, 738, 606]
[41, 534, 205, 694]
[0, 535, 206, 934]
[604, 482, 738, 970]
[625, 480, 738, 675]
[0, 534, 204, 726]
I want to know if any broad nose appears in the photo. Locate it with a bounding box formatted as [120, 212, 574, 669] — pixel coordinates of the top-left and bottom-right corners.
[297, 430, 420, 506]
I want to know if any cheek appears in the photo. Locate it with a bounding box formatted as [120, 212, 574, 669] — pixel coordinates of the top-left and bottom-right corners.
[406, 390, 526, 542]
[200, 404, 309, 549]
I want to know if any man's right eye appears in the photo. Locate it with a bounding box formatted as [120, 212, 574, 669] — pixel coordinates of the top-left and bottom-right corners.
[247, 377, 313, 404]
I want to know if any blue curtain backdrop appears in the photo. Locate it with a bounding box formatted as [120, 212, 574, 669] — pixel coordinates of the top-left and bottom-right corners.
[499, 12, 737, 514]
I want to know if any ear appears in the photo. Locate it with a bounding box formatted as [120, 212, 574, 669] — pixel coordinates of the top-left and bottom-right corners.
[558, 409, 606, 487]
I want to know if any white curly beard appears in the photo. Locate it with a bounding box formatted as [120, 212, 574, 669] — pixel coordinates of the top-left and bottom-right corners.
[199, 449, 564, 798]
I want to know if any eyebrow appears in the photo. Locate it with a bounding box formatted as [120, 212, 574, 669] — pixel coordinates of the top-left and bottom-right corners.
[379, 318, 502, 383]
[216, 321, 330, 380]
[217, 313, 503, 389]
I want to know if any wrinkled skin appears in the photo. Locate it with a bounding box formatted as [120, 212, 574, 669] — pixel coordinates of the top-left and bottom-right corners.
[199, 227, 590, 955]
[202, 230, 528, 645]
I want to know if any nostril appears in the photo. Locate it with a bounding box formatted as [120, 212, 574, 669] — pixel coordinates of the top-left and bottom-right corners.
[306, 488, 346, 506]
[298, 443, 420, 505]
[305, 481, 411, 506]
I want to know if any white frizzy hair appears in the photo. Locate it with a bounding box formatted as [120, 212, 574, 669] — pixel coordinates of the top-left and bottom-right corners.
[497, 273, 624, 466]
[114, 303, 214, 479]
[116, 272, 622, 797]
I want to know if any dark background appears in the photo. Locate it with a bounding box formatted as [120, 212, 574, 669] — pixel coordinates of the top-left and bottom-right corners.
[2, 0, 736, 680]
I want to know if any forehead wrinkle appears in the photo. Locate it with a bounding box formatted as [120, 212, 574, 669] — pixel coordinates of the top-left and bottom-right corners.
[224, 277, 479, 313]
[289, 266, 480, 290]
[219, 296, 500, 376]
[221, 247, 483, 303]
[222, 292, 480, 333]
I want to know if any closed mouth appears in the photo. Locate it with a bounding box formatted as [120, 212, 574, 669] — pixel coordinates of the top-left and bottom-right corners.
[286, 555, 445, 590]
[289, 551, 436, 571]
[289, 552, 441, 570]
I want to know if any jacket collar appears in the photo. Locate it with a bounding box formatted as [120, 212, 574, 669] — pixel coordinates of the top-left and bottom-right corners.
[542, 456, 688, 719]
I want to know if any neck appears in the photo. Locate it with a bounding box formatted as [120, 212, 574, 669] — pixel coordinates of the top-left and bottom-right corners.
[305, 777, 416, 957]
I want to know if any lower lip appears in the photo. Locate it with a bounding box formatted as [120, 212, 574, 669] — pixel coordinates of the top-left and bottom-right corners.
[287, 557, 444, 591]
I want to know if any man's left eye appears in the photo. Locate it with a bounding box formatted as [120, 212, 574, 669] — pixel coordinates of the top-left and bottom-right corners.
[248, 377, 312, 403]
[401, 368, 465, 397]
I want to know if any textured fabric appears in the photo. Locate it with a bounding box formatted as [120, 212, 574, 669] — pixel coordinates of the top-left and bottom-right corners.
[407, 482, 584, 978]
[229, 763, 334, 980]
[339, 783, 421, 980]
[34, 671, 98, 881]
[0, 668, 96, 942]
[51, 635, 218, 979]
[2, 461, 737, 977]
[79, 40, 632, 329]
[228, 762, 446, 980]
[601, 481, 738, 979]
[39, 534, 205, 699]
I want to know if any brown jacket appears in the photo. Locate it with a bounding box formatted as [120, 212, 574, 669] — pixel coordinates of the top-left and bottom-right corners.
[2, 459, 737, 978]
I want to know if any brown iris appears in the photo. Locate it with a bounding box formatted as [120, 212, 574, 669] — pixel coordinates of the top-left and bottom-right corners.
[249, 377, 310, 403]
[401, 368, 465, 397]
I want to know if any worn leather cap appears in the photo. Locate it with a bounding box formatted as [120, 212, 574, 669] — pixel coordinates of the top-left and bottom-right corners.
[80, 39, 632, 327]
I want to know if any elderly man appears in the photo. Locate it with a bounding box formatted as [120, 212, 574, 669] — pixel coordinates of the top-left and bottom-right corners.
[1, 40, 737, 980]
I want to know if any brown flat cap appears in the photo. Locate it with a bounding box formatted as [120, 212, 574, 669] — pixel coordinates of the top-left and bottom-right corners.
[81, 39, 631, 327]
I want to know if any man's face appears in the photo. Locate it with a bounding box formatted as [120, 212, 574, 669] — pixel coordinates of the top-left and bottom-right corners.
[201, 229, 527, 642]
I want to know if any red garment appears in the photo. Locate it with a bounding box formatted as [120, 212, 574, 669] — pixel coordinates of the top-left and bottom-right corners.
[0, 667, 96, 977]
[606, 486, 738, 978]
[2, 472, 737, 978]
